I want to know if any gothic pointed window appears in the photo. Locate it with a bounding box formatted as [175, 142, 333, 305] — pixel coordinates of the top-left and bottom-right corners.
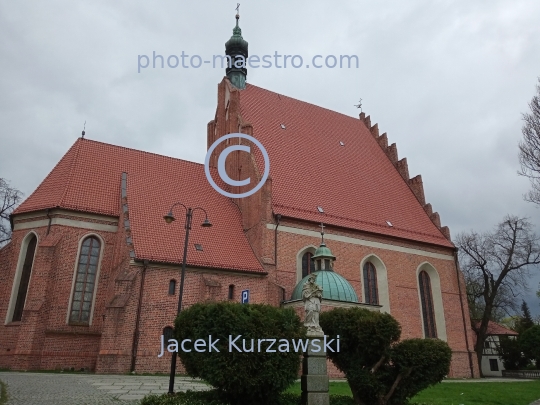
[419, 270, 437, 338]
[363, 262, 379, 305]
[12, 234, 37, 322]
[69, 236, 101, 325]
[302, 252, 316, 278]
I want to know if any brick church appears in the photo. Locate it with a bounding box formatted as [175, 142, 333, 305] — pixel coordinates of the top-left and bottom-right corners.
[0, 14, 479, 378]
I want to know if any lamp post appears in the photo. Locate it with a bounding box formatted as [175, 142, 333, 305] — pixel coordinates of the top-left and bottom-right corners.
[163, 202, 212, 394]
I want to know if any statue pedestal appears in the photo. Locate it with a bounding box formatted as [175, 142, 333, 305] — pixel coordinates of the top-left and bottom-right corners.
[301, 331, 329, 405]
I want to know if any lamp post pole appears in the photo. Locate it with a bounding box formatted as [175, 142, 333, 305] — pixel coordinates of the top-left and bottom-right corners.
[163, 203, 211, 395]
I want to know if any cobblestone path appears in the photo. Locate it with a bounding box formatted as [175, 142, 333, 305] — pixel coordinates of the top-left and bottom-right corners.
[0, 372, 208, 404]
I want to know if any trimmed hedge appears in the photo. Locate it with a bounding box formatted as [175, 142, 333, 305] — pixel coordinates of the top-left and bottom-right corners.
[320, 307, 451, 405]
[173, 302, 305, 405]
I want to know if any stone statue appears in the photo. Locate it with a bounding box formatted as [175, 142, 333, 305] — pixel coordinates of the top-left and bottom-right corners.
[302, 274, 323, 334]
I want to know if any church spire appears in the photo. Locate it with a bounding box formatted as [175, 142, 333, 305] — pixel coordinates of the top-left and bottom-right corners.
[225, 4, 248, 89]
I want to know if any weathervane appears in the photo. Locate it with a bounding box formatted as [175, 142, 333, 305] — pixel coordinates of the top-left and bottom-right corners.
[236, 3, 240, 16]
[82, 121, 86, 138]
[354, 98, 362, 112]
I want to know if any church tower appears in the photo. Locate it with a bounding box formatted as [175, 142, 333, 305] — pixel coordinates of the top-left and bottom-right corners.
[225, 8, 248, 89]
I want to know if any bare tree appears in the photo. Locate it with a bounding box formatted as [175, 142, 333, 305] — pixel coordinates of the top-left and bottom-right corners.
[456, 215, 540, 377]
[0, 178, 23, 247]
[519, 78, 540, 205]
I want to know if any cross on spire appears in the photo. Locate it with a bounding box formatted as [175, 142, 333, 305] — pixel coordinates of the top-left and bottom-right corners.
[320, 223, 325, 244]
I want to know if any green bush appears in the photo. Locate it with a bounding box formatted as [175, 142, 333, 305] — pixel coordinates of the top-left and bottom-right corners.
[320, 307, 451, 405]
[174, 302, 305, 405]
[386, 338, 452, 404]
[520, 325, 540, 369]
[498, 336, 528, 370]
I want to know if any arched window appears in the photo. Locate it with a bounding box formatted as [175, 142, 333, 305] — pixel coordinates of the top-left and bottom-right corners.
[302, 252, 316, 278]
[363, 262, 379, 305]
[419, 270, 437, 338]
[12, 234, 38, 322]
[69, 236, 101, 325]
[228, 284, 235, 300]
[168, 280, 176, 295]
[163, 326, 174, 343]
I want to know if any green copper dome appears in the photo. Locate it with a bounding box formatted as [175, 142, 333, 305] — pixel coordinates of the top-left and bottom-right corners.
[225, 22, 248, 51]
[312, 243, 336, 260]
[291, 271, 358, 303]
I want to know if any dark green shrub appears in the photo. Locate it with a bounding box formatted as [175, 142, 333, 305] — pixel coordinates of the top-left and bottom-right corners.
[385, 339, 451, 404]
[498, 336, 528, 370]
[320, 307, 451, 405]
[520, 325, 540, 369]
[140, 390, 226, 405]
[174, 302, 305, 405]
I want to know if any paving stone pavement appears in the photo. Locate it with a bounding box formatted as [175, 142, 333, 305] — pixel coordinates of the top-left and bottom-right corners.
[0, 372, 209, 404]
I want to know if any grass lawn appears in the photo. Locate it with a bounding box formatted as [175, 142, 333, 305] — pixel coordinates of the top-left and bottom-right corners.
[412, 380, 540, 405]
[287, 380, 540, 405]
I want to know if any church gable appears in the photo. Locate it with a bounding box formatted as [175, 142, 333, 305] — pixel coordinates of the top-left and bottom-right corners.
[230, 82, 453, 248]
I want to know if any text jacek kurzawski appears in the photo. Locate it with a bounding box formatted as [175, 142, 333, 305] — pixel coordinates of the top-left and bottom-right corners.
[158, 335, 340, 357]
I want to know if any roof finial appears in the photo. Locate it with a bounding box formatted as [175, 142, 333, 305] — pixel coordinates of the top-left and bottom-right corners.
[320, 223, 325, 245]
[81, 121, 86, 138]
[235, 3, 240, 24]
[354, 98, 363, 112]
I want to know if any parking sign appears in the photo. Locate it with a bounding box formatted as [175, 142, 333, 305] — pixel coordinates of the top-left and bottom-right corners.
[241, 289, 249, 304]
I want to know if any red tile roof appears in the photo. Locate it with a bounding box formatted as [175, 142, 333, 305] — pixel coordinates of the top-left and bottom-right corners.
[14, 139, 265, 273]
[473, 321, 519, 336]
[239, 84, 453, 248]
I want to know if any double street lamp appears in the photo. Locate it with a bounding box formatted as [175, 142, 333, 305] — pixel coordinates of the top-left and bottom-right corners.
[163, 202, 212, 394]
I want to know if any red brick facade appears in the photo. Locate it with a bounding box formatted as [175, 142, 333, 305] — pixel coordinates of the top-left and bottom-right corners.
[0, 78, 479, 378]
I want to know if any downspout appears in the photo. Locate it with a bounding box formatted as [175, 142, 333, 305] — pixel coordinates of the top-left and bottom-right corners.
[274, 214, 285, 302]
[274, 214, 281, 270]
[454, 249, 475, 378]
[131, 259, 149, 372]
[46, 209, 52, 235]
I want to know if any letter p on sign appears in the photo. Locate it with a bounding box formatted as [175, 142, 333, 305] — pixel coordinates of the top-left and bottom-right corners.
[241, 289, 249, 304]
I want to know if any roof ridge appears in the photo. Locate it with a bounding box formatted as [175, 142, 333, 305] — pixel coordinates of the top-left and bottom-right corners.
[77, 137, 206, 168]
[244, 83, 361, 123]
[358, 112, 453, 243]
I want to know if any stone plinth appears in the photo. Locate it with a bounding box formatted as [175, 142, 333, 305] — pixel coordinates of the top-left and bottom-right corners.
[301, 331, 329, 405]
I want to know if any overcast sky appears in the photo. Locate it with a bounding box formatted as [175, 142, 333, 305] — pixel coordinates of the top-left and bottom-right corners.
[1, 0, 539, 314]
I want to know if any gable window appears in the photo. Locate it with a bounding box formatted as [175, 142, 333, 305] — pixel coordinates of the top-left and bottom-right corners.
[11, 234, 38, 322]
[69, 236, 101, 325]
[419, 270, 437, 338]
[168, 280, 176, 295]
[302, 252, 316, 278]
[363, 262, 379, 305]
